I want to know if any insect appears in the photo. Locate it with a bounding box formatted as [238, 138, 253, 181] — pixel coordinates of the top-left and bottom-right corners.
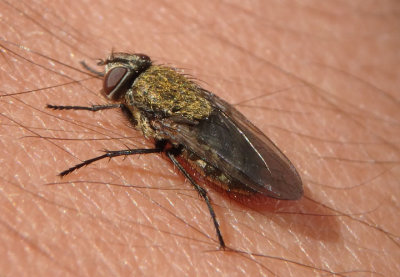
[47, 52, 303, 248]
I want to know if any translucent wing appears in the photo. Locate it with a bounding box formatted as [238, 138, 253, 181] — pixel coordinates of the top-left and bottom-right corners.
[154, 90, 303, 200]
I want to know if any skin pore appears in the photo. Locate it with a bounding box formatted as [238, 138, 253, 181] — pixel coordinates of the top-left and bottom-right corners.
[0, 0, 399, 276]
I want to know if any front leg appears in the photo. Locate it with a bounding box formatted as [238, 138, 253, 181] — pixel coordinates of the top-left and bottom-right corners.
[46, 104, 122, 112]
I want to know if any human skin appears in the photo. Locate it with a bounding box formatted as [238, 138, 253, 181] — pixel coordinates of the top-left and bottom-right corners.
[0, 0, 399, 276]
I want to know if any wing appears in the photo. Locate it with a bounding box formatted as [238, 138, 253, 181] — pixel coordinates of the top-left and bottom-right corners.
[154, 90, 303, 200]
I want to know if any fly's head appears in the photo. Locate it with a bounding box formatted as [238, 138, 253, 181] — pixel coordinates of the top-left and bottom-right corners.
[99, 53, 152, 101]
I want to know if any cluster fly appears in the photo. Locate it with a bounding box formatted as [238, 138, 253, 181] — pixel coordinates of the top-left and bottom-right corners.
[47, 52, 303, 248]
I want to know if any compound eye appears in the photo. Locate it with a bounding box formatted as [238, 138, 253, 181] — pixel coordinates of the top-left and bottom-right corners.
[103, 67, 130, 100]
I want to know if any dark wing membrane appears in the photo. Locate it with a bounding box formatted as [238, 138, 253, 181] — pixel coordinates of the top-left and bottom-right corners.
[156, 91, 303, 200]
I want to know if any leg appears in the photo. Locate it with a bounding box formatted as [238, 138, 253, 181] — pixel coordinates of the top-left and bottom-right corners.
[60, 147, 163, 176]
[46, 103, 122, 112]
[166, 150, 226, 249]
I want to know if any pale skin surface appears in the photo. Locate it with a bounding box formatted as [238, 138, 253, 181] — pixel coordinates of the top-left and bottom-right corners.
[0, 0, 399, 276]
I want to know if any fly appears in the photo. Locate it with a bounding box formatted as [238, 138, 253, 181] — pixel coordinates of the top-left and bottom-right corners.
[47, 52, 303, 249]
